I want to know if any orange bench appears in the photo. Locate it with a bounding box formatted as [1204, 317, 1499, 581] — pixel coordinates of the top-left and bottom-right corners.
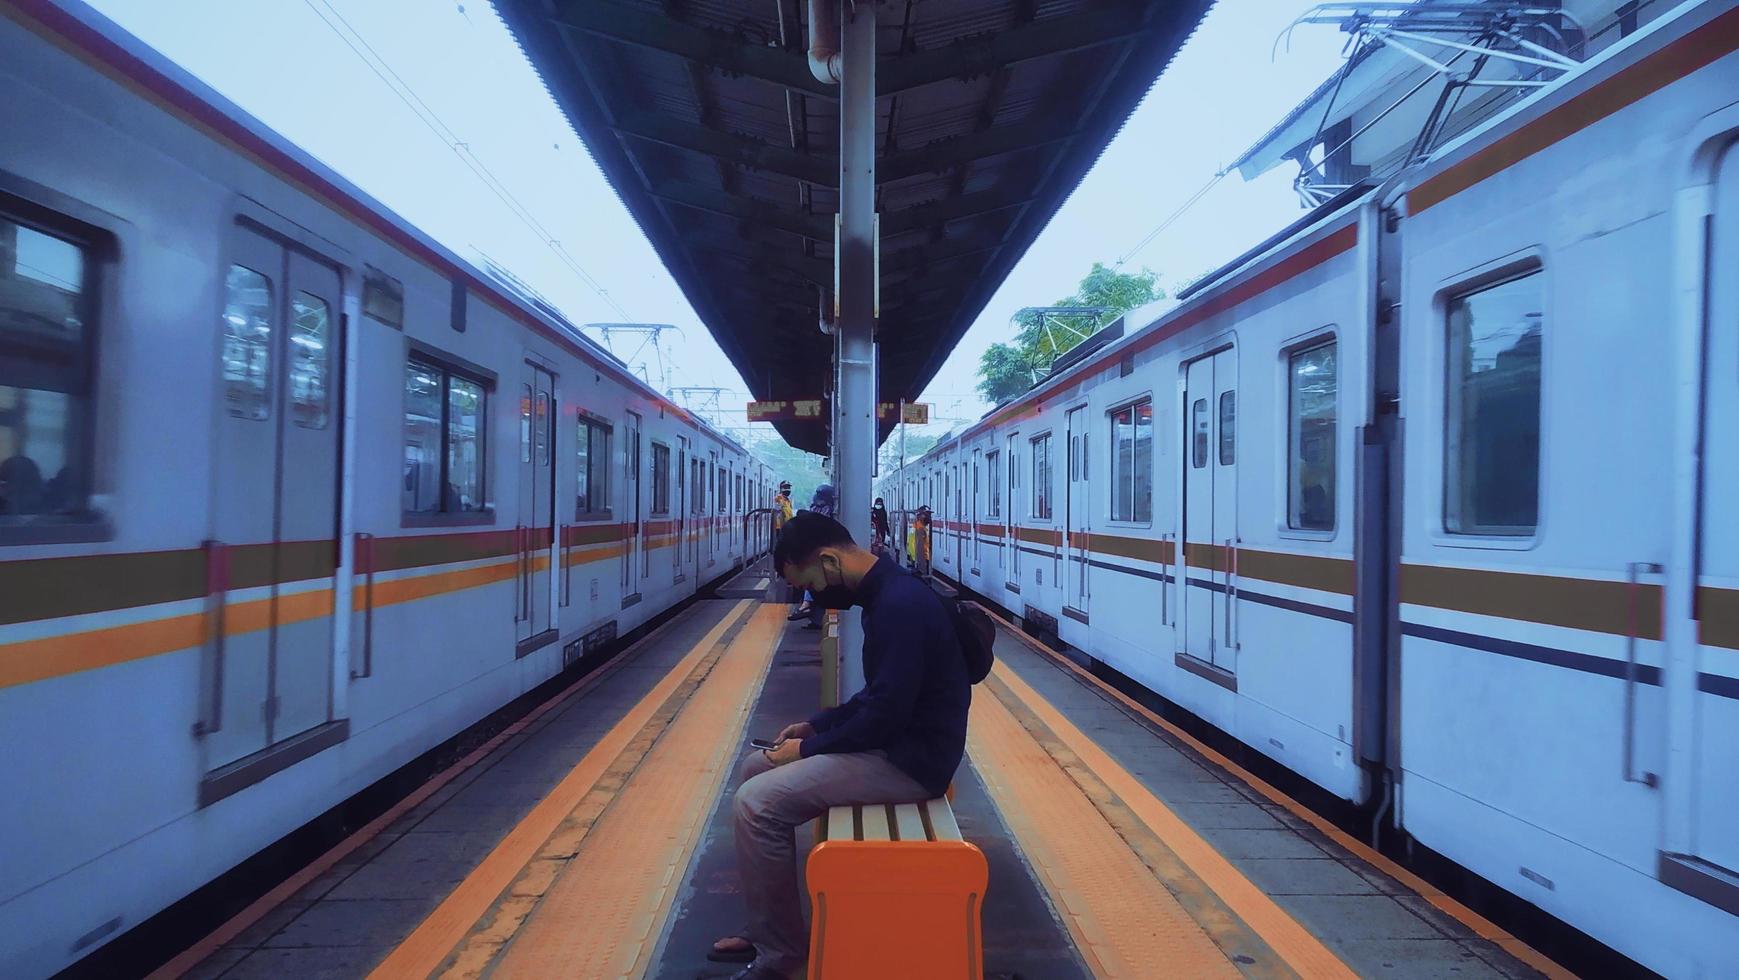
[806, 797, 988, 978]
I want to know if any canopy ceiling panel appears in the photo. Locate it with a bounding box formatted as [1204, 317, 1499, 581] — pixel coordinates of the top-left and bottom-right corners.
[495, 0, 1211, 452]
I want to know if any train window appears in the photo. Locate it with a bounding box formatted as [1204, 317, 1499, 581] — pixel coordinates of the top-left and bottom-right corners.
[986, 451, 1001, 518]
[1218, 391, 1236, 465]
[448, 377, 485, 511]
[1446, 272, 1541, 535]
[1109, 399, 1153, 523]
[575, 417, 610, 516]
[651, 443, 671, 513]
[1191, 398, 1208, 468]
[223, 264, 272, 420]
[1030, 433, 1052, 520]
[535, 391, 550, 465]
[1288, 341, 1337, 531]
[402, 357, 489, 518]
[404, 363, 442, 512]
[1, 215, 99, 530]
[362, 265, 403, 329]
[289, 292, 331, 429]
[519, 385, 532, 464]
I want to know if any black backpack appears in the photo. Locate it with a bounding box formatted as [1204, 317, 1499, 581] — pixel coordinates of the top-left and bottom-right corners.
[946, 597, 996, 684]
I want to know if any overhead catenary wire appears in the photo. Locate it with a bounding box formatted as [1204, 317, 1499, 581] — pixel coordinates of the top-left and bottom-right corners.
[1113, 168, 1226, 269]
[299, 0, 632, 321]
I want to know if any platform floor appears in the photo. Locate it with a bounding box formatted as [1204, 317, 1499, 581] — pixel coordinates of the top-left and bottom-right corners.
[162, 562, 1569, 980]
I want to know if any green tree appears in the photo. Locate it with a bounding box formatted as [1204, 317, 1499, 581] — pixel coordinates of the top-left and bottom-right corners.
[748, 431, 826, 506]
[878, 431, 940, 480]
[976, 263, 1162, 405]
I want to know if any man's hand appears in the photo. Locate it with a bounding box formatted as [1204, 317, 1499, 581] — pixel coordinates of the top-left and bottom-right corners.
[766, 738, 803, 766]
[777, 721, 816, 741]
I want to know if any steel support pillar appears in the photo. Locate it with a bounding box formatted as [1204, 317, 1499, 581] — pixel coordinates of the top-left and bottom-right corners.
[834, 0, 876, 700]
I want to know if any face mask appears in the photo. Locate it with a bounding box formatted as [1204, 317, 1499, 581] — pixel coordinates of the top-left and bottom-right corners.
[808, 558, 856, 609]
[811, 584, 856, 610]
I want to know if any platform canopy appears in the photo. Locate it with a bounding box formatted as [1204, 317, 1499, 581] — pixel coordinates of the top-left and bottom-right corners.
[496, 0, 1211, 453]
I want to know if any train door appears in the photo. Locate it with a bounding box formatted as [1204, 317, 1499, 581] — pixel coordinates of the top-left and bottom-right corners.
[1065, 405, 1091, 616]
[206, 226, 341, 769]
[954, 463, 964, 573]
[708, 452, 718, 567]
[971, 449, 982, 571]
[1182, 348, 1237, 672]
[938, 468, 948, 571]
[1005, 433, 1020, 585]
[676, 437, 688, 582]
[1689, 141, 1739, 874]
[517, 363, 556, 646]
[621, 410, 642, 604]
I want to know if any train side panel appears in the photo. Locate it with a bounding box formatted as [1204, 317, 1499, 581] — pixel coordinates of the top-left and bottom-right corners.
[0, 7, 766, 975]
[1393, 4, 1739, 972]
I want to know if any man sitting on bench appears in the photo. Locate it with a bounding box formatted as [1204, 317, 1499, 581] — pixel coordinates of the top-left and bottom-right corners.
[711, 511, 971, 980]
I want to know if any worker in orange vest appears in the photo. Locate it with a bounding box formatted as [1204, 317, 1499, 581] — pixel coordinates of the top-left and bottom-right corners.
[912, 505, 933, 580]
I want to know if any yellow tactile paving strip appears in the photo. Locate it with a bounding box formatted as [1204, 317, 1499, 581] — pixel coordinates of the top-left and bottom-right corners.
[968, 673, 1246, 979]
[490, 604, 785, 977]
[368, 598, 758, 980]
[983, 661, 1357, 980]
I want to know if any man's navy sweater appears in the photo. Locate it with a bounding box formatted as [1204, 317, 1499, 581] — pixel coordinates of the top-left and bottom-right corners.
[798, 557, 970, 797]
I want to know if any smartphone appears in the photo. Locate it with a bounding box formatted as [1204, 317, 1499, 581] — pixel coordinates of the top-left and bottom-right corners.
[750, 737, 781, 751]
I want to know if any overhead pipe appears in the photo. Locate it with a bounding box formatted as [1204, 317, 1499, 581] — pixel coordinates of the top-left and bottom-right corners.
[807, 0, 843, 84]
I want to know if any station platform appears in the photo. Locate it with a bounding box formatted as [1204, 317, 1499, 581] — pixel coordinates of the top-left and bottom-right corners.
[158, 561, 1570, 980]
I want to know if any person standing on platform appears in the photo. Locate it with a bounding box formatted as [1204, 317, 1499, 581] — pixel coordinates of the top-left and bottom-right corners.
[771, 481, 794, 556]
[912, 505, 933, 580]
[870, 496, 890, 554]
[709, 512, 970, 979]
[794, 483, 836, 630]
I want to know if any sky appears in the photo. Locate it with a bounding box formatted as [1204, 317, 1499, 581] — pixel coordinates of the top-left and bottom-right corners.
[83, 0, 1348, 444]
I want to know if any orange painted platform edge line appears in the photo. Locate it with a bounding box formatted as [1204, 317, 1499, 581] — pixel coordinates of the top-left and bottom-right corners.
[145, 603, 706, 980]
[491, 605, 787, 977]
[979, 670, 1297, 980]
[990, 660, 1353, 980]
[968, 678, 1244, 979]
[433, 606, 778, 977]
[370, 598, 757, 979]
[983, 607, 1576, 980]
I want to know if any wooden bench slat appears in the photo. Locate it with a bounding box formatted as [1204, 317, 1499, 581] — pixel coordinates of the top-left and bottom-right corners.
[892, 803, 926, 842]
[827, 806, 855, 842]
[860, 804, 890, 840]
[924, 798, 962, 841]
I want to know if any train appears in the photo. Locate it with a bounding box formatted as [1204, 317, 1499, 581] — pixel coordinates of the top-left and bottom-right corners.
[884, 1, 1739, 973]
[0, 1, 775, 975]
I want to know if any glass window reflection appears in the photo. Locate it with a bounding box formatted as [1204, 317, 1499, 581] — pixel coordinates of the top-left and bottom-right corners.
[290, 292, 330, 429]
[2, 216, 94, 523]
[1446, 273, 1541, 535]
[223, 264, 272, 421]
[1288, 341, 1337, 531]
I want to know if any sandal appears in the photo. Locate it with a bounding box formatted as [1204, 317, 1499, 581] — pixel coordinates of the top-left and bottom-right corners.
[708, 936, 756, 963]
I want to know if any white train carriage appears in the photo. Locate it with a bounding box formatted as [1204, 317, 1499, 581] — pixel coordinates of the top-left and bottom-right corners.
[0, 2, 768, 976]
[893, 199, 1378, 803]
[1389, 0, 1739, 969]
[887, 1, 1739, 971]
